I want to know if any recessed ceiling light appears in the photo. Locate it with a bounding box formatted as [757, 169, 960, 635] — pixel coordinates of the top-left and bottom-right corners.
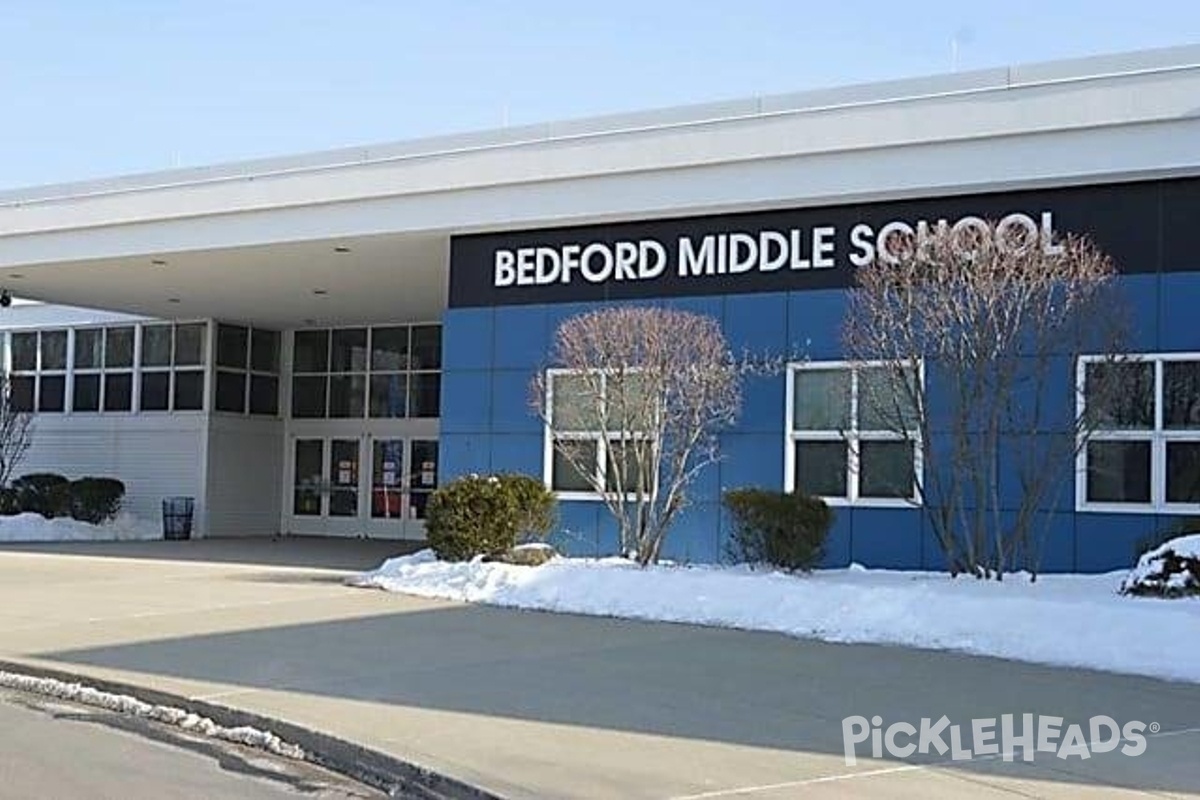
[151, 259, 168, 266]
[333, 245, 351, 253]
[9, 273, 23, 279]
[303, 319, 316, 326]
[312, 288, 328, 295]
[167, 297, 181, 304]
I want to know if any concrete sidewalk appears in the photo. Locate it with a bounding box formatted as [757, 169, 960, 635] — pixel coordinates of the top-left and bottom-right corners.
[0, 539, 1196, 799]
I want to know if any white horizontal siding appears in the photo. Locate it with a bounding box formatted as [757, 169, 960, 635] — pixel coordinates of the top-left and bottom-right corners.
[205, 415, 283, 537]
[16, 414, 205, 533]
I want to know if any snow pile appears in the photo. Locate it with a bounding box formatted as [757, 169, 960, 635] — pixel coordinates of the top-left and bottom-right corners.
[0, 512, 160, 543]
[1121, 534, 1200, 597]
[0, 670, 305, 758]
[351, 550, 1200, 683]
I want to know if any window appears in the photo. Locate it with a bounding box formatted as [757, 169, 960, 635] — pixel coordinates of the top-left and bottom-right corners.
[74, 325, 136, 413]
[290, 325, 440, 420]
[138, 322, 208, 412]
[543, 369, 653, 497]
[213, 323, 279, 415]
[8, 329, 68, 413]
[786, 362, 921, 505]
[1079, 354, 1200, 510]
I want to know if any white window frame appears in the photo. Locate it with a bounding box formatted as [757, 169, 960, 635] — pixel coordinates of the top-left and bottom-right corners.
[542, 367, 652, 502]
[1076, 352, 1200, 514]
[785, 360, 924, 508]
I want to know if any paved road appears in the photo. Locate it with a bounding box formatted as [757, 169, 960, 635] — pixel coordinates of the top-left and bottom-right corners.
[0, 688, 380, 799]
[0, 538, 1197, 799]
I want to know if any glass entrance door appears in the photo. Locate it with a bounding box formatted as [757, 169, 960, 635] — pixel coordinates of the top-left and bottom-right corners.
[288, 435, 437, 539]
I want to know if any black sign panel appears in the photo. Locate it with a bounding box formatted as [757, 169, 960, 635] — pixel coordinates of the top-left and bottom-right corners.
[448, 176, 1199, 308]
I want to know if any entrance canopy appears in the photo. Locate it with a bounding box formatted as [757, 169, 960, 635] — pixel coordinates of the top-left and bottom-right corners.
[0, 233, 448, 328]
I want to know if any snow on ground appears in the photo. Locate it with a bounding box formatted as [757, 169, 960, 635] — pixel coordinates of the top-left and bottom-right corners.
[0, 670, 304, 758]
[0, 512, 160, 543]
[351, 550, 1200, 683]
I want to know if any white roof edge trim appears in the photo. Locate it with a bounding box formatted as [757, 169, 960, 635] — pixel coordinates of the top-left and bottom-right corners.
[1, 46, 1199, 209]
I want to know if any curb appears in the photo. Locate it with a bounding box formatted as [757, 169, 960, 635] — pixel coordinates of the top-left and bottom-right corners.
[0, 658, 504, 800]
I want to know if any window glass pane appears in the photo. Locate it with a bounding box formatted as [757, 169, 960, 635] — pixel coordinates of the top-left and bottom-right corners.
[410, 325, 441, 370]
[859, 366, 919, 431]
[552, 440, 598, 492]
[859, 440, 915, 498]
[794, 440, 848, 497]
[331, 328, 368, 372]
[105, 327, 134, 368]
[103, 373, 132, 411]
[216, 324, 248, 369]
[372, 439, 406, 519]
[293, 439, 323, 516]
[40, 330, 67, 370]
[74, 329, 102, 369]
[409, 373, 440, 418]
[551, 373, 601, 431]
[1086, 441, 1151, 503]
[291, 376, 327, 418]
[72, 374, 100, 412]
[369, 374, 408, 418]
[173, 370, 204, 411]
[1166, 442, 1200, 504]
[215, 371, 247, 413]
[329, 374, 367, 417]
[793, 369, 851, 431]
[292, 330, 329, 373]
[605, 439, 653, 493]
[1164, 361, 1200, 430]
[9, 376, 34, 411]
[141, 325, 173, 367]
[174, 323, 207, 367]
[369, 326, 409, 371]
[608, 371, 654, 431]
[37, 376, 65, 412]
[250, 329, 280, 373]
[11, 332, 37, 371]
[249, 375, 278, 415]
[139, 372, 170, 411]
[1086, 362, 1154, 430]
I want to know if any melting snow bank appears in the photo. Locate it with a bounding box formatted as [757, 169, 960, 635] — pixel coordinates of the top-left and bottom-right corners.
[351, 550, 1200, 684]
[0, 512, 160, 543]
[0, 670, 305, 759]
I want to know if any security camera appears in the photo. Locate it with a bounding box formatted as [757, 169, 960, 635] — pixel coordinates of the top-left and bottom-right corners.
[0, 290, 12, 308]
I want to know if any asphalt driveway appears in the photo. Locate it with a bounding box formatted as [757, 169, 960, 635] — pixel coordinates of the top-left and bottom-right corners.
[0, 538, 1196, 799]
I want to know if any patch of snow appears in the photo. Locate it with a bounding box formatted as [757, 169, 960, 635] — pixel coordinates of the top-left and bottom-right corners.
[0, 670, 305, 758]
[0, 512, 160, 543]
[350, 550, 1200, 683]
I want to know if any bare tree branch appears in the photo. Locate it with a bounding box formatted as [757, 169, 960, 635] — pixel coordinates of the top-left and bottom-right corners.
[533, 307, 741, 565]
[844, 220, 1129, 580]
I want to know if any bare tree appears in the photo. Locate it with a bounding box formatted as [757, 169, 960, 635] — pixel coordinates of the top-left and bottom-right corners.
[0, 376, 32, 488]
[533, 307, 741, 565]
[844, 219, 1129, 580]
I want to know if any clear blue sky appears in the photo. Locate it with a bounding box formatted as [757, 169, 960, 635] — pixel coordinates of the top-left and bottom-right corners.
[2, 0, 1198, 189]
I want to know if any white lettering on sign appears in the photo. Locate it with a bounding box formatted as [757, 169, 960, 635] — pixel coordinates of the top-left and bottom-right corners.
[490, 212, 1062, 288]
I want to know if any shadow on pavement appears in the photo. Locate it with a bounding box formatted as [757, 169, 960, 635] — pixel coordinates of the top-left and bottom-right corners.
[0, 536, 421, 572]
[37, 600, 1200, 795]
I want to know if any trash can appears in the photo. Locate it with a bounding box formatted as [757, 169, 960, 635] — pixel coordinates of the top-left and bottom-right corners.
[162, 496, 195, 540]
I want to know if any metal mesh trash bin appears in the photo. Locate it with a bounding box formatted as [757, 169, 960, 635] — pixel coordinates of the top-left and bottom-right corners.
[162, 496, 194, 540]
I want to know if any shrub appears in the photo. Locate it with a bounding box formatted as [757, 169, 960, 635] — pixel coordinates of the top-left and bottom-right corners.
[426, 474, 558, 562]
[1120, 534, 1200, 598]
[0, 487, 19, 516]
[67, 477, 126, 524]
[723, 488, 833, 573]
[12, 473, 71, 519]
